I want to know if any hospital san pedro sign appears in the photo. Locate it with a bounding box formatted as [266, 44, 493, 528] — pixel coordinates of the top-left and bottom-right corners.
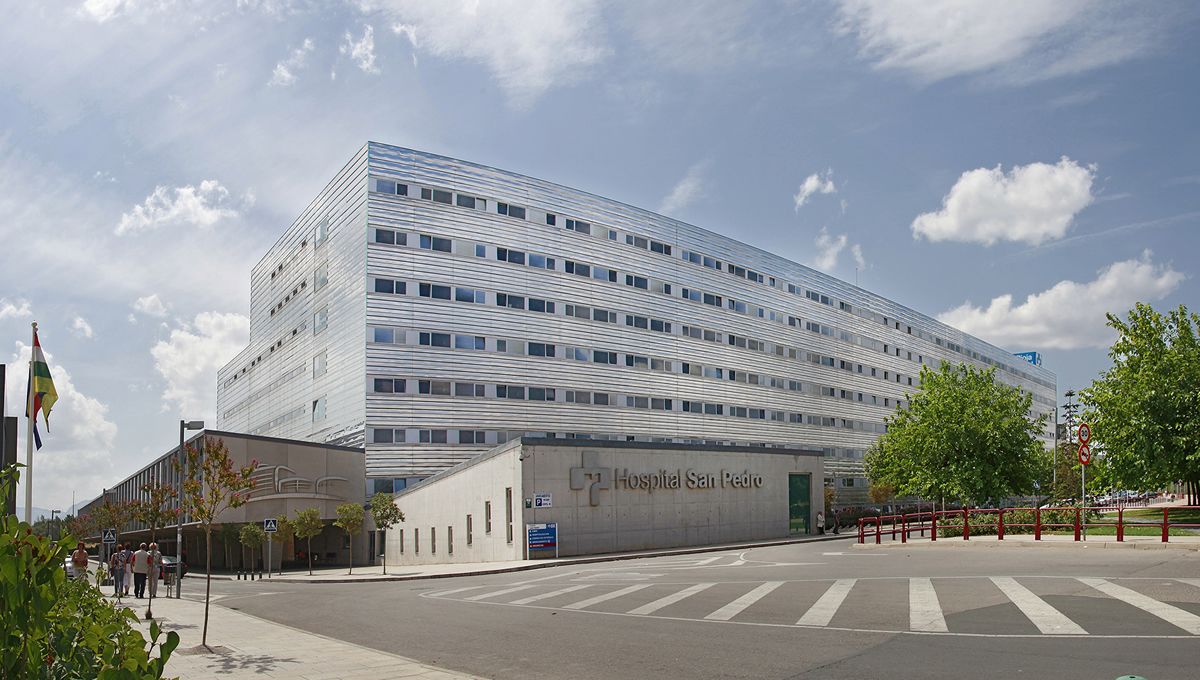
[615, 468, 764, 492]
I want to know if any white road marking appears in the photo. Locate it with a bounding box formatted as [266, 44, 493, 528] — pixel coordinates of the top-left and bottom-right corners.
[909, 578, 948, 632]
[990, 577, 1087, 635]
[728, 560, 747, 566]
[1079, 578, 1200, 635]
[797, 579, 856, 626]
[509, 585, 592, 605]
[563, 584, 652, 610]
[428, 586, 488, 598]
[822, 552, 888, 556]
[704, 581, 783, 621]
[627, 583, 716, 615]
[692, 556, 723, 566]
[1178, 578, 1200, 590]
[463, 585, 538, 601]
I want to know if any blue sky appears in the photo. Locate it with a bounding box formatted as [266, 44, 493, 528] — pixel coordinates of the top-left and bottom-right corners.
[1, 1, 1197, 513]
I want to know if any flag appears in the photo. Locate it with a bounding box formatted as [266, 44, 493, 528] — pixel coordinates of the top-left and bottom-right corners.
[26, 329, 57, 450]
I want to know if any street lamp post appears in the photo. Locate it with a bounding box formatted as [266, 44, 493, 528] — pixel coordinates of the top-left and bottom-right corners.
[175, 419, 204, 598]
[50, 509, 60, 541]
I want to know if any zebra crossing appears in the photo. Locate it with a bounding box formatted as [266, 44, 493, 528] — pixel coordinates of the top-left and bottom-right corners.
[424, 576, 1200, 638]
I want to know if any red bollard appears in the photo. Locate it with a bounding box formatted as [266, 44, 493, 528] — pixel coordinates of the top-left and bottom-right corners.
[1074, 508, 1081, 541]
[1163, 507, 1170, 543]
[963, 509, 970, 541]
[1034, 508, 1041, 541]
[998, 510, 1005, 541]
[931, 513, 938, 542]
[901, 515, 907, 544]
[1116, 508, 1124, 542]
[858, 519, 864, 544]
[875, 520, 881, 545]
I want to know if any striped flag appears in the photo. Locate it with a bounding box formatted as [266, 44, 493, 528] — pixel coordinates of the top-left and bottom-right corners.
[26, 329, 58, 450]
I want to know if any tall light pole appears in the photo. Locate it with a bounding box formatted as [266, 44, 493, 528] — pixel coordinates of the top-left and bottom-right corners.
[50, 509, 60, 541]
[176, 419, 204, 598]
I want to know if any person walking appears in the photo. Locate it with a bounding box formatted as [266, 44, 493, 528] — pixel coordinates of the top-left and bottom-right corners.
[109, 544, 128, 597]
[71, 541, 90, 580]
[132, 542, 150, 598]
[147, 542, 163, 598]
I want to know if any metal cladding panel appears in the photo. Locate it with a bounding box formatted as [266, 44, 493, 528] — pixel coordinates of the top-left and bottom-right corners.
[220, 142, 1056, 500]
[217, 146, 369, 447]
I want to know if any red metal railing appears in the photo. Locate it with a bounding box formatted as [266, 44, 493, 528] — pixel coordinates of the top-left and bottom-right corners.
[857, 506, 1200, 544]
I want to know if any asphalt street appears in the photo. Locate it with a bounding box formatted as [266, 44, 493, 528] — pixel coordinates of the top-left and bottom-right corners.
[194, 539, 1200, 679]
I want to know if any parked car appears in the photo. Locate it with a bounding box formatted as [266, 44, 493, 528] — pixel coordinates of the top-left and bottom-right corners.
[159, 555, 186, 580]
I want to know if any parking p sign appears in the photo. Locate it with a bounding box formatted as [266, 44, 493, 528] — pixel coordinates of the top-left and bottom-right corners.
[533, 493, 552, 508]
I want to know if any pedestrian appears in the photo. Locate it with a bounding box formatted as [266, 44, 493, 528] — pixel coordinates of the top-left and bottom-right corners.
[109, 543, 128, 597]
[147, 542, 163, 598]
[817, 511, 825, 535]
[71, 541, 90, 580]
[132, 542, 150, 598]
[122, 543, 134, 595]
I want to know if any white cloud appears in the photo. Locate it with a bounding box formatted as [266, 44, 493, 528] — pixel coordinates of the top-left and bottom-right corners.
[150, 311, 249, 422]
[851, 243, 866, 270]
[4, 342, 118, 512]
[70, 315, 94, 339]
[0, 298, 32, 320]
[376, 0, 608, 107]
[937, 251, 1185, 350]
[269, 37, 315, 87]
[793, 169, 837, 210]
[341, 25, 380, 74]
[133, 293, 168, 317]
[836, 0, 1158, 84]
[77, 0, 135, 23]
[658, 162, 708, 215]
[115, 179, 239, 235]
[912, 157, 1096, 246]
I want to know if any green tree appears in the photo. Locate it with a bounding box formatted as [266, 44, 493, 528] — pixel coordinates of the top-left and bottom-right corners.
[131, 477, 178, 544]
[239, 523, 266, 574]
[865, 362, 1047, 506]
[334, 503, 365, 575]
[293, 508, 324, 575]
[368, 493, 405, 574]
[269, 515, 294, 574]
[1, 465, 179, 678]
[1081, 303, 1200, 504]
[176, 436, 256, 648]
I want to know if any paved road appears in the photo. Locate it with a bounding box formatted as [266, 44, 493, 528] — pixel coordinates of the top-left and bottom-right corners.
[199, 539, 1200, 679]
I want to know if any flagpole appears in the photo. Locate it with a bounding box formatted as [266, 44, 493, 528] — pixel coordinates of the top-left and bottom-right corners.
[24, 322, 36, 524]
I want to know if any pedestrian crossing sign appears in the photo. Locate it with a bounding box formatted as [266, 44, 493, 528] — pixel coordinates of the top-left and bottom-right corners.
[102, 528, 117, 544]
[264, 518, 278, 533]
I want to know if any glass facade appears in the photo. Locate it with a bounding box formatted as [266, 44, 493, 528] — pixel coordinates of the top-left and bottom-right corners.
[216, 142, 1057, 501]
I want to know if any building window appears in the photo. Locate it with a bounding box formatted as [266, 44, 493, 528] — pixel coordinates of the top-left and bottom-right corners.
[313, 350, 328, 377]
[485, 501, 492, 534]
[466, 515, 473, 545]
[418, 380, 451, 396]
[497, 203, 527, 220]
[455, 194, 476, 209]
[454, 334, 486, 350]
[431, 526, 436, 554]
[414, 528, 419, 554]
[447, 526, 453, 554]
[419, 429, 448, 443]
[546, 213, 556, 226]
[459, 430, 486, 444]
[313, 307, 328, 334]
[455, 287, 485, 304]
[505, 487, 513, 544]
[373, 378, 405, 393]
[311, 397, 326, 422]
[419, 283, 451, 300]
[419, 234, 452, 252]
[398, 528, 404, 554]
[315, 217, 329, 245]
[372, 327, 395, 344]
[419, 332, 451, 347]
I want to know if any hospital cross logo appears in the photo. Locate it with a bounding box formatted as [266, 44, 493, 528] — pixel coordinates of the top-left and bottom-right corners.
[569, 451, 612, 506]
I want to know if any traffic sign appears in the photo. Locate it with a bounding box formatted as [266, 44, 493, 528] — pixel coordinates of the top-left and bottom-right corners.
[1078, 443, 1092, 466]
[533, 493, 552, 508]
[1077, 422, 1091, 444]
[102, 528, 117, 544]
[263, 518, 278, 533]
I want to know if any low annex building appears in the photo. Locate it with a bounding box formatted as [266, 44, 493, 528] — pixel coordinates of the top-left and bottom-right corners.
[386, 438, 824, 565]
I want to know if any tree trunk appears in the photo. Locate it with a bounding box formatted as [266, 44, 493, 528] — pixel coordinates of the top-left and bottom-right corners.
[202, 525, 213, 648]
[307, 537, 313, 575]
[379, 529, 386, 575]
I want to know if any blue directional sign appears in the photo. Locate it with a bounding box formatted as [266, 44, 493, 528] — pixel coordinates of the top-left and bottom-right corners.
[263, 518, 278, 533]
[526, 523, 557, 550]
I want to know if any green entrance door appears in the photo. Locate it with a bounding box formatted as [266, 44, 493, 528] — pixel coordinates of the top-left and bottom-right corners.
[789, 473, 811, 535]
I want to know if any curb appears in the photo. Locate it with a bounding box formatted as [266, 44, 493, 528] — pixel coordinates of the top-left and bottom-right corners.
[204, 533, 856, 584]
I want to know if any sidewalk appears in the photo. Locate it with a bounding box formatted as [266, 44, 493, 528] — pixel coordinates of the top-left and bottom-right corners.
[120, 596, 478, 679]
[207, 532, 854, 583]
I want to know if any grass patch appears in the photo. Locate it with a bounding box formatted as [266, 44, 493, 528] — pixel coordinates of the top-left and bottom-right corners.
[1046, 525, 1194, 537]
[1118, 507, 1200, 523]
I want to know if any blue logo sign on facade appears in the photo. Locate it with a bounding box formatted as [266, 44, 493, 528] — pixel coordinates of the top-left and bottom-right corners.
[1013, 351, 1042, 366]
